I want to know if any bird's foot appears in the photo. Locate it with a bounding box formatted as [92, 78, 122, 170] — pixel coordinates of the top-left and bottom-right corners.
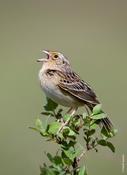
[56, 107, 77, 135]
[57, 118, 71, 135]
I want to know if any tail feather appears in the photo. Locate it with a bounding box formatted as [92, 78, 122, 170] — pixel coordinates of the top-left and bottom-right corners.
[101, 117, 113, 132]
[86, 102, 113, 132]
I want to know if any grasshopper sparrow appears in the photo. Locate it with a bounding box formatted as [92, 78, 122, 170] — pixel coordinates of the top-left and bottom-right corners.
[37, 50, 113, 131]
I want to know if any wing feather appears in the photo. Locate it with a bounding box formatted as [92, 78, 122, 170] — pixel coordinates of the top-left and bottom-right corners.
[56, 70, 99, 104]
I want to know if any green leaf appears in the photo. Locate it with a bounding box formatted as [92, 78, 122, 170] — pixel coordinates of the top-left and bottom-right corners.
[97, 139, 107, 146]
[78, 166, 87, 175]
[47, 122, 61, 135]
[106, 141, 115, 153]
[53, 156, 63, 165]
[101, 127, 113, 138]
[63, 147, 79, 162]
[35, 118, 43, 129]
[83, 117, 90, 130]
[113, 128, 118, 134]
[101, 127, 117, 139]
[35, 118, 45, 133]
[63, 127, 76, 136]
[97, 139, 115, 152]
[87, 129, 95, 136]
[44, 98, 58, 111]
[91, 113, 107, 120]
[47, 153, 63, 165]
[41, 111, 53, 116]
[110, 128, 118, 137]
[61, 151, 72, 165]
[92, 104, 102, 115]
[90, 122, 98, 129]
[47, 153, 54, 163]
[63, 149, 74, 161]
[68, 129, 76, 137]
[61, 140, 76, 150]
[63, 114, 71, 121]
[29, 126, 40, 132]
[40, 165, 56, 175]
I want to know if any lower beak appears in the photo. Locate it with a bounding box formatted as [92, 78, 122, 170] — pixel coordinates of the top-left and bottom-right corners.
[37, 50, 50, 62]
[37, 58, 47, 62]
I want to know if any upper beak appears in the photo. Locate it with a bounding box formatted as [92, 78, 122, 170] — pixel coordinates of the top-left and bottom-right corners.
[42, 50, 50, 55]
[37, 50, 50, 62]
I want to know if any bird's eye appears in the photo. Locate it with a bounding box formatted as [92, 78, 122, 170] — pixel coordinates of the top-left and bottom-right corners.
[54, 54, 58, 58]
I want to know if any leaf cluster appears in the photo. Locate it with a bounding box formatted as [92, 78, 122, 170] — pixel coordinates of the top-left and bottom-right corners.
[31, 98, 117, 175]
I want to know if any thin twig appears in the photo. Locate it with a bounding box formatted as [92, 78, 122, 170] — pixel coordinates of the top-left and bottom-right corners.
[72, 158, 79, 175]
[77, 149, 87, 162]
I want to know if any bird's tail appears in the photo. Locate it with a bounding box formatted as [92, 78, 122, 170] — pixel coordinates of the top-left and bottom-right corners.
[86, 103, 113, 132]
[100, 117, 113, 132]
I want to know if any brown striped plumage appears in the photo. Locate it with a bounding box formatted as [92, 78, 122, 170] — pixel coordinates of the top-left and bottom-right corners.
[37, 50, 113, 131]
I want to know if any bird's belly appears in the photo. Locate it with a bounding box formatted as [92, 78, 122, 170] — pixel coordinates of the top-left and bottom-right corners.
[39, 75, 80, 107]
[43, 84, 77, 107]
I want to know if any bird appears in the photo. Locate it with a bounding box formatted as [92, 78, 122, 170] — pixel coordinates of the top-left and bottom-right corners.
[37, 50, 113, 131]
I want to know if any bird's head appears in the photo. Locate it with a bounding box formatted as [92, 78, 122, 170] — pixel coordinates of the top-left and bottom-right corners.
[37, 50, 70, 67]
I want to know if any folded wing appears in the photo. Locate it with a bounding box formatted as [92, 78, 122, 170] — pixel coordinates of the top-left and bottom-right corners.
[56, 70, 99, 105]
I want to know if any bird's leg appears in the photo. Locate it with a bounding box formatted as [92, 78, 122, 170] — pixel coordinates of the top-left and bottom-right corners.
[66, 107, 77, 116]
[57, 107, 78, 134]
[84, 105, 90, 116]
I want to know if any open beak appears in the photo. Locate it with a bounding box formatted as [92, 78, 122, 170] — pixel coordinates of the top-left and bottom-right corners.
[37, 50, 50, 62]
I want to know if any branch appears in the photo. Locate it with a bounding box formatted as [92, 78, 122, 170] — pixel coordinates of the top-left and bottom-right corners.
[31, 99, 117, 175]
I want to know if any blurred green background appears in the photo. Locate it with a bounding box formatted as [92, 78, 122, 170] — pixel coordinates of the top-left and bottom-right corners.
[0, 0, 127, 174]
